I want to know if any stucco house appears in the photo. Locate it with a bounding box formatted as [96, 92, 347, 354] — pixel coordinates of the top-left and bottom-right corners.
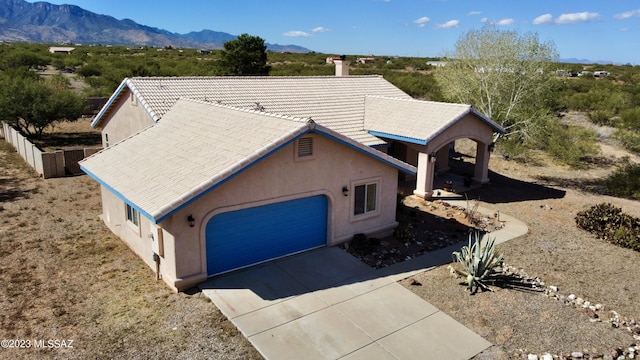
[81, 67, 503, 291]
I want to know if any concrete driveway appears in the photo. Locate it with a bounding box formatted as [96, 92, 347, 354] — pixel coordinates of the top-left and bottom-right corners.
[200, 246, 492, 360]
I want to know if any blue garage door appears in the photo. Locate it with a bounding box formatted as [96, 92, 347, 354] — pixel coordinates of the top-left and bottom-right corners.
[206, 195, 328, 276]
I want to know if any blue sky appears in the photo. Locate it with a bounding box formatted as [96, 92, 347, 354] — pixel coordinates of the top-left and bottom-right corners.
[44, 0, 640, 64]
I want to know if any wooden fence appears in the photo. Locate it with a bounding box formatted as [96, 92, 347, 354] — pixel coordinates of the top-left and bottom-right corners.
[1, 123, 101, 179]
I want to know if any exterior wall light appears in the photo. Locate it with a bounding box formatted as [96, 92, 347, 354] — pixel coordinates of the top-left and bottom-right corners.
[430, 153, 437, 163]
[187, 215, 195, 227]
[342, 186, 349, 196]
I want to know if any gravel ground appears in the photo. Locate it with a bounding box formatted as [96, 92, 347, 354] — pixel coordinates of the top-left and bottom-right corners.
[401, 140, 640, 359]
[1, 118, 638, 359]
[0, 139, 262, 360]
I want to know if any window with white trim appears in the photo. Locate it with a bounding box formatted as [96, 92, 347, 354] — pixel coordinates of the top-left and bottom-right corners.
[354, 182, 377, 216]
[126, 203, 139, 227]
[295, 136, 315, 160]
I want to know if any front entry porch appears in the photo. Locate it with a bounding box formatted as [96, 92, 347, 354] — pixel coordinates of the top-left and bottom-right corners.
[412, 139, 492, 199]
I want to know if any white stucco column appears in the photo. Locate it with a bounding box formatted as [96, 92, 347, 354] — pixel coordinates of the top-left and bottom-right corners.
[473, 142, 490, 184]
[413, 152, 436, 198]
[435, 145, 450, 174]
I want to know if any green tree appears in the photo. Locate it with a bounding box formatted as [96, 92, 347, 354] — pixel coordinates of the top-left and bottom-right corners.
[434, 25, 559, 142]
[0, 71, 86, 138]
[1, 50, 50, 70]
[217, 34, 271, 75]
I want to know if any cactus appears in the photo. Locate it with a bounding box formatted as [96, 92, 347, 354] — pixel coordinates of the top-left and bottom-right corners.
[448, 231, 504, 293]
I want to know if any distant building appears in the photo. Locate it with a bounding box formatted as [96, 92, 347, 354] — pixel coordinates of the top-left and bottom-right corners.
[48, 46, 75, 54]
[356, 57, 375, 64]
[326, 56, 344, 64]
[426, 61, 446, 67]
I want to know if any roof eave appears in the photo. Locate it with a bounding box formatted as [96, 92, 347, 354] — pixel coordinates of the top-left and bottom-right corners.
[90, 78, 160, 128]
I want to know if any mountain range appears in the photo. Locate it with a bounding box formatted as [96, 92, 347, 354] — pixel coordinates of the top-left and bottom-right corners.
[0, 0, 311, 52]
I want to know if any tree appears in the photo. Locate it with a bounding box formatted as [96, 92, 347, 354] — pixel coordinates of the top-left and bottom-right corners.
[1, 50, 50, 71]
[217, 34, 271, 76]
[0, 71, 87, 138]
[434, 25, 559, 142]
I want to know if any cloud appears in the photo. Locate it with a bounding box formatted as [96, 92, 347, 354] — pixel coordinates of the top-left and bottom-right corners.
[283, 31, 311, 37]
[614, 9, 640, 20]
[414, 16, 430, 27]
[533, 14, 553, 25]
[480, 17, 488, 23]
[555, 12, 600, 24]
[436, 20, 460, 29]
[495, 18, 515, 25]
[468, 11, 481, 16]
[312, 27, 330, 33]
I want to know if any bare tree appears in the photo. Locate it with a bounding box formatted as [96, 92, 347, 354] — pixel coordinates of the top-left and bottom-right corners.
[434, 25, 559, 142]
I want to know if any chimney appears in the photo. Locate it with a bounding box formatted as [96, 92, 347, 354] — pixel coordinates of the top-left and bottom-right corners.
[334, 55, 349, 76]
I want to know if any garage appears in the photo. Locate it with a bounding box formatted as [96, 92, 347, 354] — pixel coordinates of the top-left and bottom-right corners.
[205, 195, 328, 276]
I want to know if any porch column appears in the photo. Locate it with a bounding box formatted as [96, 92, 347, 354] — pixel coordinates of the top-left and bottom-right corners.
[413, 152, 436, 198]
[435, 145, 450, 174]
[473, 142, 490, 184]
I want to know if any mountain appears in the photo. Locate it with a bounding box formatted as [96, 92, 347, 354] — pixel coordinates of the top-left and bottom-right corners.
[559, 58, 619, 65]
[0, 0, 311, 52]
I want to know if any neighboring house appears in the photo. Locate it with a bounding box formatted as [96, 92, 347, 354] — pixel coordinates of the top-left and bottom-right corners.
[48, 46, 75, 54]
[82, 67, 503, 291]
[356, 57, 375, 64]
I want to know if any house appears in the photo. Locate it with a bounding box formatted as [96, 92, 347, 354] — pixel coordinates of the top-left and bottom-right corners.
[82, 66, 503, 291]
[48, 46, 75, 54]
[356, 57, 375, 64]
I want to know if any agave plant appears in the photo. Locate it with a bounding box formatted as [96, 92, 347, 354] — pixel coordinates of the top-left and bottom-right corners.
[448, 230, 504, 293]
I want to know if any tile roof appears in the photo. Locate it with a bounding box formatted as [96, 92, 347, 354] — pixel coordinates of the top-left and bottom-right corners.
[364, 96, 505, 145]
[93, 76, 412, 147]
[81, 99, 416, 223]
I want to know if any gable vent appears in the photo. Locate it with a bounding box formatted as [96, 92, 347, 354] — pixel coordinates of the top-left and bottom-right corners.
[297, 137, 314, 158]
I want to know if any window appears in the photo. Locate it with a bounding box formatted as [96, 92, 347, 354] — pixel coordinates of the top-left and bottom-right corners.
[295, 137, 315, 160]
[105, 133, 109, 148]
[126, 203, 139, 227]
[354, 182, 377, 216]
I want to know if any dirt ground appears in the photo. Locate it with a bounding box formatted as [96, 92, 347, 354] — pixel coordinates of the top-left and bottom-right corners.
[401, 134, 640, 359]
[0, 140, 262, 359]
[1, 113, 639, 359]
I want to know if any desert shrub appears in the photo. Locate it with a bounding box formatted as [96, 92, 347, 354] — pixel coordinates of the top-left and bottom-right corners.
[588, 109, 615, 126]
[575, 203, 640, 252]
[393, 223, 415, 243]
[599, 160, 640, 200]
[533, 119, 599, 168]
[616, 108, 640, 129]
[613, 129, 640, 155]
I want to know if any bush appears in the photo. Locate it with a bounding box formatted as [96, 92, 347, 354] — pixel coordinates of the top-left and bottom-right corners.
[533, 119, 599, 168]
[613, 129, 640, 155]
[616, 108, 640, 129]
[575, 203, 640, 252]
[599, 160, 640, 200]
[587, 109, 615, 126]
